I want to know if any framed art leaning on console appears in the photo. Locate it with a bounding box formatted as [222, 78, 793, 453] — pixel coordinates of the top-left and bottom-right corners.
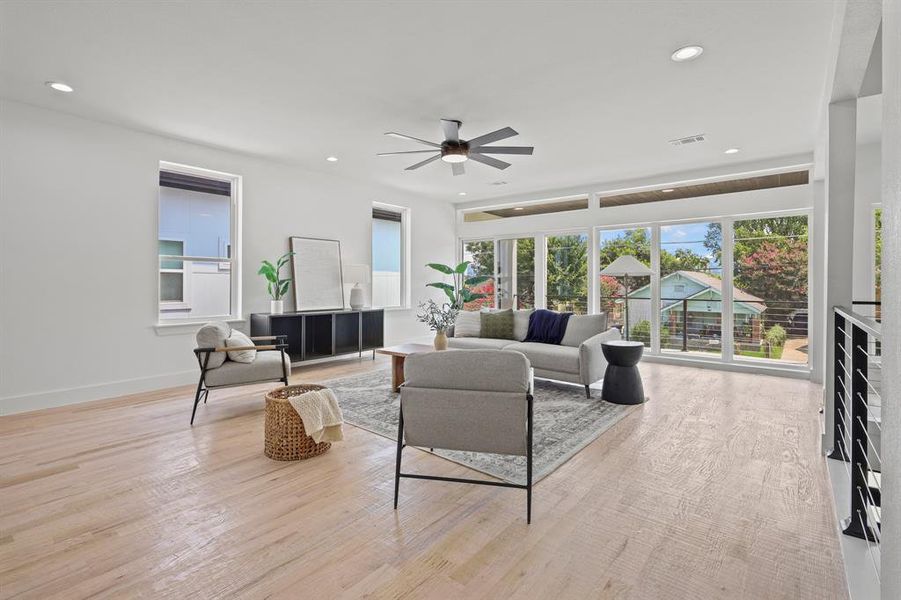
[289, 236, 345, 311]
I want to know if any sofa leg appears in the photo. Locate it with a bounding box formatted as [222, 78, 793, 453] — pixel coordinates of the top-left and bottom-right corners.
[585, 385, 591, 399]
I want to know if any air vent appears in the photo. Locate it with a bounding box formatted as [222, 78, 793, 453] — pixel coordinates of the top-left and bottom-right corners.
[668, 134, 706, 146]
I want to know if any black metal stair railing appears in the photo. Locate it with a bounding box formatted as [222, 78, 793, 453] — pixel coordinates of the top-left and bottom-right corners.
[829, 304, 882, 581]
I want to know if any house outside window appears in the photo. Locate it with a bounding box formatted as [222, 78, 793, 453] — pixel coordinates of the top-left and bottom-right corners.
[372, 203, 409, 308]
[158, 162, 241, 323]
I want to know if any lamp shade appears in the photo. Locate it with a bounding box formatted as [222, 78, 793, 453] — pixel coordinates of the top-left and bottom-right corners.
[599, 255, 652, 276]
[343, 263, 371, 284]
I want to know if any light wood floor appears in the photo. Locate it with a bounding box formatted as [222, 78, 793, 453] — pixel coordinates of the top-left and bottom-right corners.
[0, 358, 847, 599]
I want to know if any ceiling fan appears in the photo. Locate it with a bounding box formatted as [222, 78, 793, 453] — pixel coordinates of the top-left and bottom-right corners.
[378, 119, 533, 176]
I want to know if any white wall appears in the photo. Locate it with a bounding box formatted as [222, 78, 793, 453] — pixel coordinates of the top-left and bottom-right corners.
[852, 141, 881, 302]
[0, 100, 455, 414]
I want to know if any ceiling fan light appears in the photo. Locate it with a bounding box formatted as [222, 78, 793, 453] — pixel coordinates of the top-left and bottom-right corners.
[441, 153, 468, 163]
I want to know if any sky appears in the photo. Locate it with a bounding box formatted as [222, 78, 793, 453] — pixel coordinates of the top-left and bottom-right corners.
[372, 219, 401, 272]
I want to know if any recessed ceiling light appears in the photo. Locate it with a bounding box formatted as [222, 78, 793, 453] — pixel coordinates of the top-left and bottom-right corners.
[724, 148, 741, 154]
[513, 207, 524, 211]
[671, 45, 704, 62]
[326, 156, 338, 162]
[46, 81, 74, 93]
[458, 192, 467, 196]
[662, 188, 675, 193]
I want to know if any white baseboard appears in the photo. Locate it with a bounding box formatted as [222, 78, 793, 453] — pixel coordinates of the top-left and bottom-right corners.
[1, 337, 434, 417]
[0, 370, 198, 416]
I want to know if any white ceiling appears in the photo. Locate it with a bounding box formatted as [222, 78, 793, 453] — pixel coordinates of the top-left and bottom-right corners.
[0, 1, 835, 202]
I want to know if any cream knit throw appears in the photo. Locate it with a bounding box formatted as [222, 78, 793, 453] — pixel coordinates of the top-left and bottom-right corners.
[288, 388, 344, 443]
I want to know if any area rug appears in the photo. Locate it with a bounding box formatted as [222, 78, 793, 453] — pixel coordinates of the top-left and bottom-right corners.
[324, 369, 636, 485]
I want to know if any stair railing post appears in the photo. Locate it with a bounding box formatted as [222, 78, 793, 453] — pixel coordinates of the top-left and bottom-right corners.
[829, 311, 848, 461]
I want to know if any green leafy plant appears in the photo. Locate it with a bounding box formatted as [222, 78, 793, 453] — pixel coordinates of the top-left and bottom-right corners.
[425, 261, 491, 309]
[765, 324, 787, 348]
[258, 252, 294, 300]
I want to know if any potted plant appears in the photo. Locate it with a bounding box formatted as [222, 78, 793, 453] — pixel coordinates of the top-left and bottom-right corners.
[425, 261, 491, 310]
[258, 252, 294, 314]
[416, 299, 458, 350]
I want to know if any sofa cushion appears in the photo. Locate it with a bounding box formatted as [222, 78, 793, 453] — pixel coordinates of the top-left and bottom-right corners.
[225, 330, 256, 363]
[448, 337, 516, 350]
[204, 351, 290, 387]
[484, 308, 533, 341]
[505, 342, 580, 374]
[196, 321, 231, 369]
[561, 314, 608, 347]
[454, 311, 481, 337]
[480, 308, 515, 339]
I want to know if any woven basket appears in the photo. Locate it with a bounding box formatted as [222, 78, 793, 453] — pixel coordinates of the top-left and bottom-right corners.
[264, 384, 332, 461]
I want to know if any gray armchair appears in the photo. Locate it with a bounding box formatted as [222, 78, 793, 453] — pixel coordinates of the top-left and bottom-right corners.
[191, 322, 290, 425]
[394, 350, 534, 523]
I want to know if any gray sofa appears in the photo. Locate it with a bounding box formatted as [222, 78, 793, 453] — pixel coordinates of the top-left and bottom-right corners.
[448, 310, 621, 397]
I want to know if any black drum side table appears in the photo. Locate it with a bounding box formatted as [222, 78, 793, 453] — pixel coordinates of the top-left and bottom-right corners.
[601, 341, 647, 405]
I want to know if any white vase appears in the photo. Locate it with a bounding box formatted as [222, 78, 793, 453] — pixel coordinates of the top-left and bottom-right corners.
[349, 284, 364, 309]
[270, 300, 284, 314]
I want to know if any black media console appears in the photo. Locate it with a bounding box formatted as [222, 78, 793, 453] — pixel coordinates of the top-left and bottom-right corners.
[250, 309, 384, 363]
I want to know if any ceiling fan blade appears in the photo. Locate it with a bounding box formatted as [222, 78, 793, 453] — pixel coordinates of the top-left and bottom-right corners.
[466, 126, 518, 148]
[468, 153, 511, 170]
[405, 154, 442, 171]
[475, 146, 534, 155]
[441, 119, 461, 142]
[384, 132, 441, 147]
[452, 162, 465, 176]
[377, 150, 440, 156]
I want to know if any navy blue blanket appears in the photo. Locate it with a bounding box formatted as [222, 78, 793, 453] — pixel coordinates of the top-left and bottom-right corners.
[525, 309, 573, 345]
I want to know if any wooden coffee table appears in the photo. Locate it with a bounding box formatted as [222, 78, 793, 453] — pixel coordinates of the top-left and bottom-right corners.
[376, 343, 435, 392]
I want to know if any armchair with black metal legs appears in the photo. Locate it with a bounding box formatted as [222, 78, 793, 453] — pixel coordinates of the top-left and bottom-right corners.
[393, 350, 534, 523]
[191, 322, 290, 425]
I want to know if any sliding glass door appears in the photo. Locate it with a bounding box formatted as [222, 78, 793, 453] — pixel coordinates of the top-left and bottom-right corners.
[461, 240, 495, 310]
[497, 238, 536, 309]
[731, 216, 809, 365]
[659, 222, 723, 357]
[598, 227, 652, 345]
[546, 233, 589, 314]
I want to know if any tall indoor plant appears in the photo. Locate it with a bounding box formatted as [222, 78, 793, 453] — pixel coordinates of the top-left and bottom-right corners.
[258, 251, 294, 314]
[425, 261, 491, 309]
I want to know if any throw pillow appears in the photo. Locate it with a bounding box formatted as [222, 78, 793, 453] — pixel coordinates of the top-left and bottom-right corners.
[196, 321, 231, 369]
[513, 309, 534, 341]
[454, 310, 482, 337]
[560, 313, 608, 347]
[225, 330, 257, 363]
[480, 308, 515, 340]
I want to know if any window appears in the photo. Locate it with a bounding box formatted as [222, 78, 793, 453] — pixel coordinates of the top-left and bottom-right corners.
[461, 240, 495, 310]
[372, 204, 408, 308]
[158, 163, 240, 323]
[598, 227, 652, 345]
[731, 216, 809, 364]
[547, 233, 589, 314]
[497, 238, 536, 309]
[660, 222, 723, 356]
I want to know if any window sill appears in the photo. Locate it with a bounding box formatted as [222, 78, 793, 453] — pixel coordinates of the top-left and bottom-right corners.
[154, 317, 246, 336]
